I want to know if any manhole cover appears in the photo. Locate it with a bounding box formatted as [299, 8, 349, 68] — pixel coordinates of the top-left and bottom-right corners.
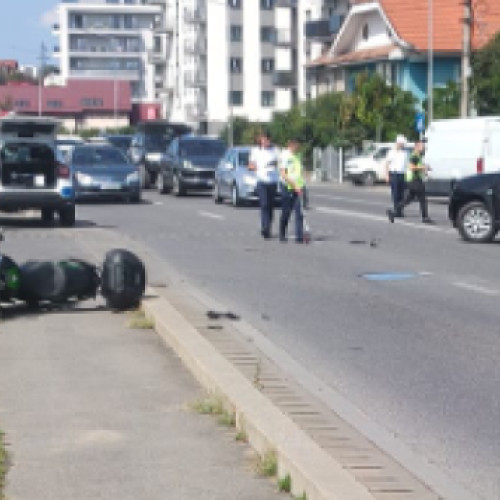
[360, 272, 417, 281]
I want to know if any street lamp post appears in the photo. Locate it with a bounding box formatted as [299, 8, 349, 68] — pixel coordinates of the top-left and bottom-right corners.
[427, 0, 434, 124]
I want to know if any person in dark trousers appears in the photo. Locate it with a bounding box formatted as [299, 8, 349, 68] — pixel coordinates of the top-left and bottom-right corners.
[279, 139, 305, 243]
[387, 140, 434, 224]
[385, 135, 408, 217]
[249, 131, 280, 239]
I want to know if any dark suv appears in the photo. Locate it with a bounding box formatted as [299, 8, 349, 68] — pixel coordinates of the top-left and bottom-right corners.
[448, 172, 500, 242]
[156, 136, 226, 196]
[128, 120, 191, 188]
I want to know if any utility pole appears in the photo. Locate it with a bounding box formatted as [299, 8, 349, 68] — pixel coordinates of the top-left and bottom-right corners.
[427, 0, 434, 124]
[38, 42, 48, 117]
[461, 0, 472, 117]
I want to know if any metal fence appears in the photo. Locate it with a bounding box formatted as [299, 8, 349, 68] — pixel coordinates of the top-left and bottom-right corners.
[311, 146, 358, 183]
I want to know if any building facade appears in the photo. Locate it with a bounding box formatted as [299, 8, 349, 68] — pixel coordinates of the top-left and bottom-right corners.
[53, 0, 164, 113]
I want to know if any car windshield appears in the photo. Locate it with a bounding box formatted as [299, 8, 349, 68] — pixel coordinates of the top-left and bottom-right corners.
[1, 143, 54, 163]
[107, 137, 131, 151]
[180, 140, 226, 158]
[238, 151, 250, 166]
[72, 146, 128, 166]
[145, 134, 171, 152]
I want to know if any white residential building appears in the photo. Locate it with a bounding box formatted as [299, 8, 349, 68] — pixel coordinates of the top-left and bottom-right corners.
[152, 0, 331, 134]
[52, 0, 164, 109]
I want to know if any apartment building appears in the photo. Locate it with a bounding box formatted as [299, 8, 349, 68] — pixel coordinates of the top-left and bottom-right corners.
[151, 0, 330, 134]
[53, 0, 165, 118]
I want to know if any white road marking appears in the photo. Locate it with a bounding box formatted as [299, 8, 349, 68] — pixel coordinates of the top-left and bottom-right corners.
[452, 281, 499, 296]
[315, 206, 455, 234]
[198, 210, 225, 220]
[313, 193, 387, 207]
[153, 201, 164, 206]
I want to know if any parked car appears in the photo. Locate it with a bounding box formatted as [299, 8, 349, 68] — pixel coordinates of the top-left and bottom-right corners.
[344, 142, 414, 186]
[448, 172, 500, 243]
[128, 120, 191, 188]
[214, 146, 258, 206]
[56, 134, 85, 163]
[69, 144, 141, 202]
[156, 136, 226, 196]
[425, 116, 500, 196]
[0, 116, 76, 226]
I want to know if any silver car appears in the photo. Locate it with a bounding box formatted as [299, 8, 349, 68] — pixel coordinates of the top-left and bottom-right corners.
[214, 146, 258, 206]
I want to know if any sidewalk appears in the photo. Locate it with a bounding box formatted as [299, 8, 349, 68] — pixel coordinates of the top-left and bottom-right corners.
[0, 299, 280, 500]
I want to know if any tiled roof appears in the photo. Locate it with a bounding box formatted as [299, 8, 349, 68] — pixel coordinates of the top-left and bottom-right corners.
[307, 44, 398, 68]
[380, 0, 500, 52]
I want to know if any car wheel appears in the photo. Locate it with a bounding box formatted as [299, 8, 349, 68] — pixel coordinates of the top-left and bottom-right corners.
[214, 182, 223, 204]
[457, 201, 495, 243]
[156, 172, 168, 194]
[41, 208, 54, 223]
[231, 183, 242, 207]
[139, 164, 150, 189]
[172, 173, 185, 197]
[362, 171, 376, 186]
[59, 205, 76, 227]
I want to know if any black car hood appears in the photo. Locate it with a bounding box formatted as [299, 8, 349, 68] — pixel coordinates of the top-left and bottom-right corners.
[456, 173, 500, 192]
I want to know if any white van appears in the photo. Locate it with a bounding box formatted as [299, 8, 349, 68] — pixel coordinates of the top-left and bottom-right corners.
[424, 117, 500, 196]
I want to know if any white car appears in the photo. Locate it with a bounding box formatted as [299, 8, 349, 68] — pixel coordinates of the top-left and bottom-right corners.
[345, 142, 413, 186]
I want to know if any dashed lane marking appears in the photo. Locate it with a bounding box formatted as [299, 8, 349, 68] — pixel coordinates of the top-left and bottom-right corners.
[313, 193, 388, 207]
[452, 281, 499, 296]
[315, 206, 455, 234]
[198, 210, 225, 220]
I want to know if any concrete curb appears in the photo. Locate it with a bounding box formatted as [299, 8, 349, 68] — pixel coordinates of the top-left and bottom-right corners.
[143, 289, 375, 500]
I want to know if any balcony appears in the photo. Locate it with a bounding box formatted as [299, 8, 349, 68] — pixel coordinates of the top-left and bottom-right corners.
[184, 7, 206, 24]
[153, 16, 175, 33]
[275, 29, 293, 46]
[184, 70, 207, 87]
[148, 50, 167, 64]
[272, 70, 297, 88]
[69, 69, 140, 81]
[184, 39, 206, 55]
[305, 15, 342, 40]
[274, 0, 297, 7]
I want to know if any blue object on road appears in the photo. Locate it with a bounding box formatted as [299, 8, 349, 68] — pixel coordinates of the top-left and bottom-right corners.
[360, 272, 417, 281]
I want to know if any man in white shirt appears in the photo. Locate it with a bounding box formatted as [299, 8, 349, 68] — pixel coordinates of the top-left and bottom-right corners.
[249, 131, 280, 239]
[385, 134, 408, 217]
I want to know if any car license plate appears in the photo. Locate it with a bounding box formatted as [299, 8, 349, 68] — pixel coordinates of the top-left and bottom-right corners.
[34, 175, 45, 187]
[101, 182, 122, 190]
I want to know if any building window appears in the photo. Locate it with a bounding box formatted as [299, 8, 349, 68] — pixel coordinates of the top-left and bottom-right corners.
[260, 27, 276, 43]
[261, 91, 275, 107]
[47, 100, 63, 109]
[229, 91, 243, 106]
[81, 98, 103, 107]
[229, 57, 243, 73]
[261, 0, 275, 9]
[14, 99, 30, 108]
[362, 24, 369, 40]
[230, 25, 242, 42]
[261, 58, 275, 74]
[228, 0, 242, 8]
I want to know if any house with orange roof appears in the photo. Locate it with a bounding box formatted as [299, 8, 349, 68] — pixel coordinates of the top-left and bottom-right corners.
[307, 0, 500, 109]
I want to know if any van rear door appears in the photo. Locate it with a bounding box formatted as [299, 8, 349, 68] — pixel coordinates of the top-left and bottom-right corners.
[0, 118, 58, 141]
[485, 118, 500, 173]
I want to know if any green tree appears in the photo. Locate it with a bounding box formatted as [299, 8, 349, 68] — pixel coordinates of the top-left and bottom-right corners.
[423, 81, 460, 119]
[471, 30, 500, 115]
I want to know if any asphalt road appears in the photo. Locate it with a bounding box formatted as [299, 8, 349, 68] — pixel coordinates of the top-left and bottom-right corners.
[68, 184, 500, 499]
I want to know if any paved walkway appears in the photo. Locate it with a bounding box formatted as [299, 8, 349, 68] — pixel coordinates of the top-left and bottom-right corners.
[0, 298, 280, 500]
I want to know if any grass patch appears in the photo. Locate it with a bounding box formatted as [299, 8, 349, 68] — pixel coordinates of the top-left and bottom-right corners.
[278, 473, 291, 493]
[217, 411, 236, 428]
[294, 494, 307, 500]
[190, 394, 225, 416]
[0, 431, 9, 500]
[258, 450, 277, 477]
[235, 430, 248, 442]
[127, 309, 154, 330]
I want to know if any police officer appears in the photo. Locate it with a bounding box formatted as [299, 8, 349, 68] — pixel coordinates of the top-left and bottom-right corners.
[387, 140, 433, 223]
[249, 130, 280, 239]
[385, 135, 408, 217]
[279, 138, 305, 243]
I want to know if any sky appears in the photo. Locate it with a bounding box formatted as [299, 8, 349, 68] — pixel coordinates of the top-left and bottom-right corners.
[0, 0, 59, 67]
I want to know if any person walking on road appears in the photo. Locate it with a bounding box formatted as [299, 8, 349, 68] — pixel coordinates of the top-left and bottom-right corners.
[279, 138, 305, 243]
[249, 130, 280, 239]
[385, 135, 408, 218]
[387, 140, 434, 224]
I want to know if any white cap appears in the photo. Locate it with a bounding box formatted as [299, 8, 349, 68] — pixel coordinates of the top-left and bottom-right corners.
[396, 134, 406, 144]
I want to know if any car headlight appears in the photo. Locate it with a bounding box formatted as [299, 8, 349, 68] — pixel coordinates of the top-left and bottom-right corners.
[126, 171, 140, 184]
[183, 159, 193, 169]
[76, 172, 93, 186]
